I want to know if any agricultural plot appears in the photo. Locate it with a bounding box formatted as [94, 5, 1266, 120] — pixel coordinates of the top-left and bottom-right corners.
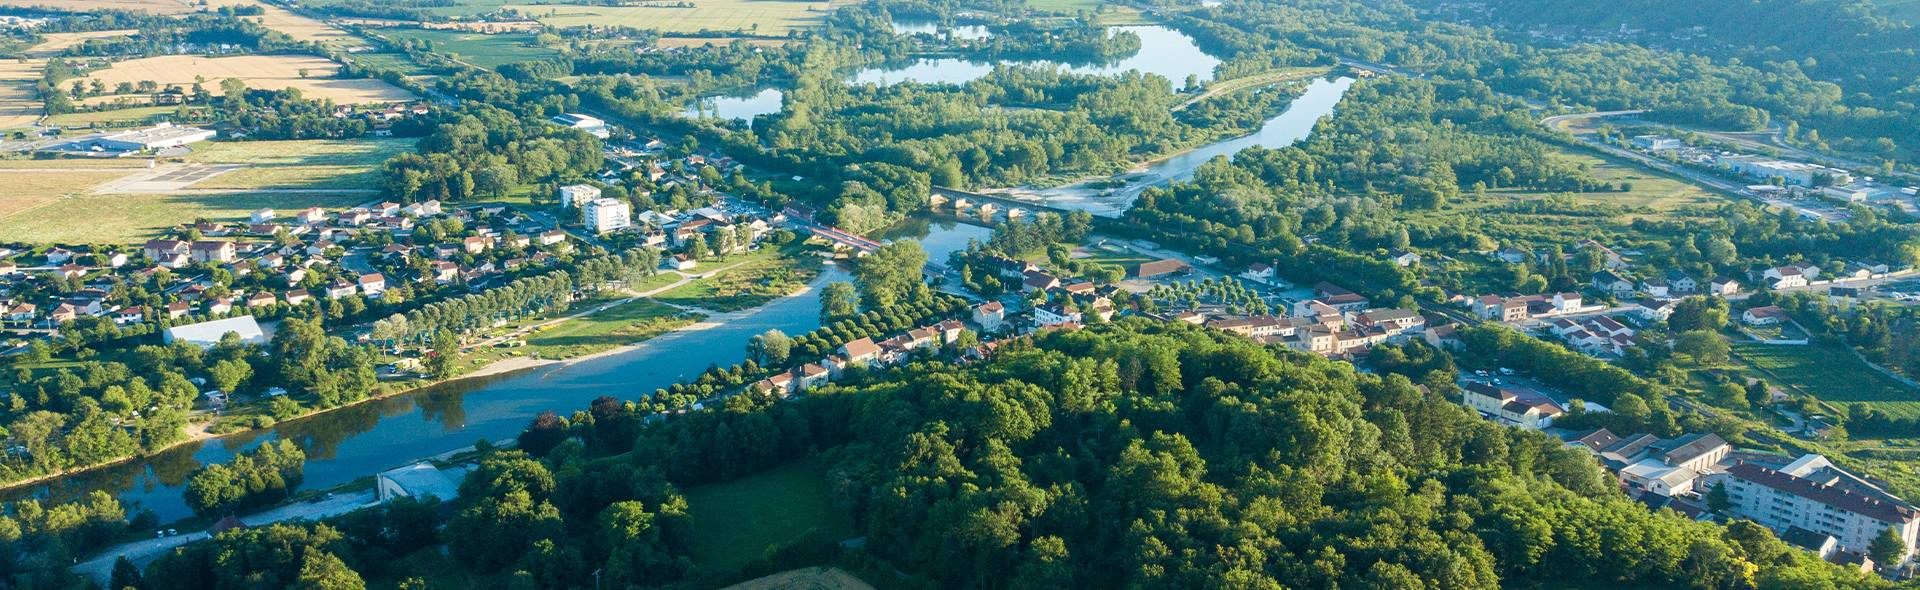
[508, 0, 831, 36]
[45, 105, 202, 130]
[1734, 342, 1920, 418]
[77, 55, 415, 104]
[181, 138, 413, 191]
[0, 0, 202, 13]
[684, 459, 854, 572]
[0, 170, 136, 225]
[26, 30, 139, 57]
[0, 59, 43, 130]
[374, 29, 559, 68]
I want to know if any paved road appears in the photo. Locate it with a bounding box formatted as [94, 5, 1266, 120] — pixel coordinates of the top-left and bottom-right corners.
[72, 490, 377, 585]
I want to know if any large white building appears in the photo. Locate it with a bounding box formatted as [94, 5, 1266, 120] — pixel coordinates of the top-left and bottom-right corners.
[1460, 381, 1565, 429]
[1717, 154, 1851, 187]
[162, 315, 267, 348]
[582, 197, 631, 234]
[557, 184, 601, 209]
[1709, 454, 1918, 564]
[46, 122, 216, 155]
[551, 113, 611, 139]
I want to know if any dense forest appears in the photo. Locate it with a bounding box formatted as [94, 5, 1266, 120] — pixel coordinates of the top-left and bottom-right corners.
[97, 320, 1890, 589]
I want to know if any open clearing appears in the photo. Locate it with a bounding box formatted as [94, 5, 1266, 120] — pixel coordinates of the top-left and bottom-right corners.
[721, 567, 875, 590]
[171, 138, 412, 191]
[0, 170, 133, 223]
[45, 105, 203, 129]
[0, 186, 365, 243]
[1734, 342, 1920, 419]
[78, 55, 415, 104]
[508, 1, 831, 36]
[685, 458, 853, 572]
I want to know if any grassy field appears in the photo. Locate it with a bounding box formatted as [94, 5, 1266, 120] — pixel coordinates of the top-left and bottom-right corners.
[685, 458, 853, 572]
[375, 29, 560, 68]
[26, 29, 138, 57]
[346, 52, 433, 77]
[178, 138, 412, 191]
[0, 0, 202, 13]
[721, 568, 874, 590]
[0, 170, 133, 225]
[78, 55, 414, 104]
[508, 1, 831, 36]
[655, 245, 821, 312]
[467, 298, 700, 365]
[1027, 0, 1108, 11]
[45, 105, 203, 129]
[0, 189, 365, 243]
[1734, 343, 1920, 418]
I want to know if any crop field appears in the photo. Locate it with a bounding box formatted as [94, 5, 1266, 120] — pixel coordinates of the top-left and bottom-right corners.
[1734, 342, 1920, 418]
[508, 1, 831, 36]
[0, 59, 43, 130]
[78, 55, 415, 104]
[346, 52, 433, 77]
[684, 458, 853, 572]
[26, 30, 139, 57]
[374, 29, 560, 68]
[0, 0, 202, 13]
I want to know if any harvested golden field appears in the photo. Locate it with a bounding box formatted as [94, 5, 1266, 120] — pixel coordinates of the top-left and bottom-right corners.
[0, 59, 43, 129]
[79, 55, 415, 104]
[26, 30, 138, 57]
[0, 0, 202, 13]
[244, 3, 368, 49]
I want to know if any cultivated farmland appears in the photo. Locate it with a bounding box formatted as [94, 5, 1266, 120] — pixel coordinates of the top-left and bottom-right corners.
[373, 29, 559, 68]
[508, 0, 831, 36]
[0, 59, 43, 129]
[1734, 342, 1920, 418]
[77, 55, 415, 104]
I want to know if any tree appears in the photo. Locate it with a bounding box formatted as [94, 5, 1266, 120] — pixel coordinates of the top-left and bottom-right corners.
[1870, 526, 1907, 568]
[1706, 482, 1731, 514]
[853, 241, 926, 309]
[747, 329, 793, 364]
[820, 281, 859, 321]
[111, 556, 145, 590]
[427, 329, 458, 379]
[1673, 330, 1731, 366]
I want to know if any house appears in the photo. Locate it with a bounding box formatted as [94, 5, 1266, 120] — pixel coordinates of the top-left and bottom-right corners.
[462, 236, 491, 254]
[285, 290, 311, 305]
[1708, 277, 1740, 296]
[1461, 382, 1564, 429]
[165, 301, 191, 318]
[1034, 303, 1083, 327]
[669, 254, 697, 271]
[1634, 298, 1676, 322]
[1665, 271, 1699, 294]
[1707, 454, 1918, 563]
[1742, 306, 1787, 326]
[250, 208, 276, 223]
[1764, 264, 1819, 289]
[1388, 250, 1421, 267]
[1312, 282, 1371, 312]
[1552, 292, 1583, 313]
[1021, 270, 1060, 293]
[842, 337, 882, 365]
[358, 273, 387, 296]
[44, 247, 75, 264]
[1240, 262, 1275, 283]
[1592, 270, 1636, 297]
[795, 363, 830, 390]
[972, 301, 1006, 332]
[326, 281, 357, 299]
[247, 292, 277, 308]
[206, 298, 232, 315]
[163, 315, 267, 348]
[1477, 295, 1532, 323]
[1134, 259, 1192, 279]
[5, 303, 35, 324]
[143, 239, 189, 262]
[189, 240, 236, 264]
[115, 306, 145, 324]
[1639, 277, 1670, 298]
[296, 207, 327, 224]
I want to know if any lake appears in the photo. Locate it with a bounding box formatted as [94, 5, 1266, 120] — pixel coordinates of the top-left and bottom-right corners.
[682, 24, 1222, 124]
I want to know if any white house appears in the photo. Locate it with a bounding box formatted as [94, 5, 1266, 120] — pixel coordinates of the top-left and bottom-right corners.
[1742, 305, 1787, 326]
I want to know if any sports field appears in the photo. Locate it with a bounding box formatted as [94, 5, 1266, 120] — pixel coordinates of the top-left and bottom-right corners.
[684, 458, 853, 572]
[1734, 342, 1920, 418]
[508, 1, 830, 35]
[78, 55, 415, 104]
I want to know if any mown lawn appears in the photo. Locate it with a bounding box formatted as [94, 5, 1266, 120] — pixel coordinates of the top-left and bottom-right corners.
[467, 298, 700, 364]
[655, 244, 821, 312]
[684, 457, 853, 572]
[1733, 342, 1920, 418]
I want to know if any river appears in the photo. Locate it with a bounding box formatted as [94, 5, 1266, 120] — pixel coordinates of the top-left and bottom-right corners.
[1005, 76, 1357, 217]
[8, 222, 998, 523]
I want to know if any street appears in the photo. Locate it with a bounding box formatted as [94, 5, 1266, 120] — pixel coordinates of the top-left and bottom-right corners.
[72, 490, 377, 585]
